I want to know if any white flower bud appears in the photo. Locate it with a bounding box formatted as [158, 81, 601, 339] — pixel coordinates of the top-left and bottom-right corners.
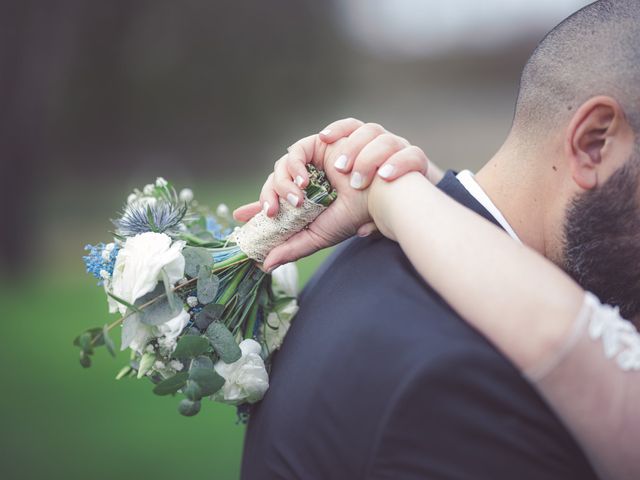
[127, 193, 138, 205]
[216, 203, 229, 217]
[179, 188, 194, 203]
[186, 296, 199, 308]
[99, 269, 110, 280]
[154, 360, 165, 370]
[143, 184, 155, 195]
[169, 360, 184, 371]
[156, 177, 168, 188]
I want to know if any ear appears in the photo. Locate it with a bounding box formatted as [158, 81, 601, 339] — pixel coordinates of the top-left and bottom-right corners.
[565, 96, 633, 190]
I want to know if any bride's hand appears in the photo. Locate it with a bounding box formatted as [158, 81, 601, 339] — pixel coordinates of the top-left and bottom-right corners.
[233, 118, 429, 270]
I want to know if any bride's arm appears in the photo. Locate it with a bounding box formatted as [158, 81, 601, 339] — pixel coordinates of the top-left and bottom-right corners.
[368, 172, 584, 374]
[369, 173, 639, 480]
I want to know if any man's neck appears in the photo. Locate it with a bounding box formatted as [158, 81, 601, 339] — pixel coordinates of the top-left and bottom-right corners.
[474, 145, 554, 258]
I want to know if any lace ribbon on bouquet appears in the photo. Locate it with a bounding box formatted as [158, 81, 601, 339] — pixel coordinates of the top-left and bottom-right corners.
[232, 198, 325, 263]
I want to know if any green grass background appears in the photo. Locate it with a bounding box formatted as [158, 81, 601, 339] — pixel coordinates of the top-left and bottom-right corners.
[0, 180, 331, 480]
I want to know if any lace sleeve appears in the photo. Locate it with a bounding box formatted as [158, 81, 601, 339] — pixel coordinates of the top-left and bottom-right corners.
[525, 292, 640, 480]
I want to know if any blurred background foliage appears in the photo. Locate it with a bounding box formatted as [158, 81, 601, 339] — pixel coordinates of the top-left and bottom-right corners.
[0, 1, 590, 478]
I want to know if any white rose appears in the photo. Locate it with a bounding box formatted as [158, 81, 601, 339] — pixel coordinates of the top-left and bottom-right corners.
[156, 309, 190, 345]
[213, 339, 269, 405]
[121, 309, 190, 354]
[121, 315, 155, 353]
[271, 262, 298, 297]
[109, 232, 185, 315]
[262, 298, 298, 352]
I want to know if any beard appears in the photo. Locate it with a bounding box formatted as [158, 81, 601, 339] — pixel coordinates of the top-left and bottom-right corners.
[562, 155, 640, 320]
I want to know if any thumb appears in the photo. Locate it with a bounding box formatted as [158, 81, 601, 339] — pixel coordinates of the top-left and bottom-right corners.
[263, 228, 330, 272]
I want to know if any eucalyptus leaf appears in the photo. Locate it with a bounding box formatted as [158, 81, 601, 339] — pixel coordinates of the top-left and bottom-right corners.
[137, 352, 156, 379]
[73, 328, 104, 347]
[189, 367, 225, 396]
[190, 355, 214, 371]
[197, 267, 220, 305]
[171, 335, 210, 359]
[178, 399, 201, 417]
[79, 351, 91, 368]
[183, 247, 213, 278]
[205, 322, 242, 363]
[139, 297, 182, 326]
[78, 333, 92, 353]
[194, 303, 224, 330]
[152, 372, 189, 395]
[134, 285, 164, 307]
[103, 325, 116, 357]
[183, 380, 203, 401]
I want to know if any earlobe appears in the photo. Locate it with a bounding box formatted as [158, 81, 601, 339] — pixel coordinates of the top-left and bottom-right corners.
[566, 96, 624, 190]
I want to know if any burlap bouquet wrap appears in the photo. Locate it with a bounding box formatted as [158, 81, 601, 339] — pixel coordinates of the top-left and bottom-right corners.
[232, 198, 326, 263]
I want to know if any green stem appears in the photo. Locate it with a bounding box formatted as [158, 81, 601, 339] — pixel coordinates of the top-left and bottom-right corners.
[217, 262, 252, 305]
[213, 251, 249, 271]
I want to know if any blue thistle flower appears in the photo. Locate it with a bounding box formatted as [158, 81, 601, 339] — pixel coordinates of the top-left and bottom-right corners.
[206, 216, 233, 240]
[114, 201, 188, 237]
[83, 243, 120, 285]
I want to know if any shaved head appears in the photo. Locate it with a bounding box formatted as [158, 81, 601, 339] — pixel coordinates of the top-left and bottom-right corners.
[513, 0, 640, 142]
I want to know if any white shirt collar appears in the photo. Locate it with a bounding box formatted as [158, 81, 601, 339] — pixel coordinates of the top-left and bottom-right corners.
[456, 170, 522, 243]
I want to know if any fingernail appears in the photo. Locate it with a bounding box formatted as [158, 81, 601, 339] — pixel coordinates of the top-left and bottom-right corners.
[295, 175, 304, 187]
[320, 129, 331, 136]
[334, 154, 348, 170]
[287, 193, 299, 207]
[378, 164, 395, 179]
[262, 202, 270, 215]
[358, 231, 372, 238]
[350, 172, 363, 189]
[267, 264, 281, 274]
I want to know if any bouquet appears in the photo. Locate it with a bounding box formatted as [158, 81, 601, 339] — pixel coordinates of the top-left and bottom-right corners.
[77, 165, 336, 418]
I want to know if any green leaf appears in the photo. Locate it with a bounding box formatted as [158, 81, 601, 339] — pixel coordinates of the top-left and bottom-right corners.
[183, 380, 203, 401]
[183, 247, 213, 278]
[138, 297, 182, 326]
[161, 268, 182, 314]
[205, 322, 242, 363]
[152, 372, 189, 395]
[178, 399, 201, 417]
[171, 335, 210, 359]
[194, 303, 224, 330]
[115, 366, 132, 380]
[103, 325, 116, 357]
[189, 367, 225, 396]
[78, 333, 92, 353]
[197, 267, 220, 305]
[107, 292, 141, 313]
[137, 352, 156, 379]
[79, 351, 91, 368]
[73, 327, 104, 347]
[190, 355, 214, 371]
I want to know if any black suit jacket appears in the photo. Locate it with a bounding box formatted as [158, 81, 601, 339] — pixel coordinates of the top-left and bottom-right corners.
[241, 172, 598, 479]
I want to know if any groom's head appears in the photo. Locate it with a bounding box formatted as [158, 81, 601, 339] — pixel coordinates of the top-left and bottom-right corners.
[507, 1, 640, 317]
